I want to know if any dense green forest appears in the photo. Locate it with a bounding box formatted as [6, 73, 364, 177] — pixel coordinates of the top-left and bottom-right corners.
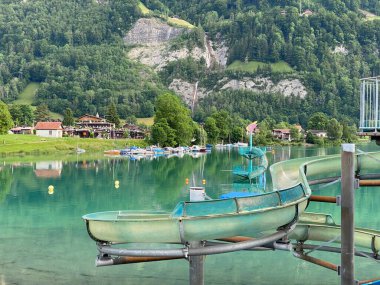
[156, 0, 380, 125]
[0, 0, 379, 128]
[0, 0, 166, 117]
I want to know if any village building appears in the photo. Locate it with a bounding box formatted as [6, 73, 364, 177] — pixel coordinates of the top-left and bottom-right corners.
[76, 114, 115, 130]
[35, 122, 63, 138]
[272, 129, 291, 141]
[10, 126, 34, 134]
[272, 125, 303, 141]
[123, 123, 146, 139]
[308, 130, 327, 138]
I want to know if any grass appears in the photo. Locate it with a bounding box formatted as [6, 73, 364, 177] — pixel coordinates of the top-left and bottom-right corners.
[13, 82, 63, 120]
[11, 82, 63, 120]
[137, 1, 194, 29]
[359, 9, 380, 21]
[0, 135, 147, 157]
[366, 15, 380, 21]
[137, 117, 154, 126]
[227, 60, 294, 73]
[138, 1, 151, 15]
[167, 17, 195, 29]
[13, 82, 40, 105]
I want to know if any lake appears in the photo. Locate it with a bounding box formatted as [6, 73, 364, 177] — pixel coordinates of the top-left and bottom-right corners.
[1, 144, 379, 285]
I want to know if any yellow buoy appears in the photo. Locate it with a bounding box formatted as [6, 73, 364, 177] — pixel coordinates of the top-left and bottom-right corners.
[185, 178, 189, 185]
[48, 185, 54, 195]
[202, 179, 206, 185]
[115, 180, 120, 189]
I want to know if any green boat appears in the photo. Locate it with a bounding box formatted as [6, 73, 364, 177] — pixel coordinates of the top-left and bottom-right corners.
[83, 151, 380, 244]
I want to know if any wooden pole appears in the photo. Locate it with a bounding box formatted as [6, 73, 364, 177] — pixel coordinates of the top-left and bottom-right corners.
[359, 180, 380, 186]
[341, 144, 355, 285]
[309, 195, 337, 203]
[189, 241, 204, 285]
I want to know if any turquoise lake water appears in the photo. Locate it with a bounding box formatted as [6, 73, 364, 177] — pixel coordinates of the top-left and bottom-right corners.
[0, 144, 379, 284]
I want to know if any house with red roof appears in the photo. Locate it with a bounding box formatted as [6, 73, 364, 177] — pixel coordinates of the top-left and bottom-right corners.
[35, 122, 63, 138]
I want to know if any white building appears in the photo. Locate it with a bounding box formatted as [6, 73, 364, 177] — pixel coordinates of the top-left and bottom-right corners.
[35, 122, 63, 138]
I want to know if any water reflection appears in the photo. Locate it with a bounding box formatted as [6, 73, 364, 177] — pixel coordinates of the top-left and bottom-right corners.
[34, 161, 62, 178]
[0, 143, 380, 285]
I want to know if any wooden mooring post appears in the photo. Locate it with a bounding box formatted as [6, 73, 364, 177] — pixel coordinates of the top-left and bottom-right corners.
[340, 144, 355, 285]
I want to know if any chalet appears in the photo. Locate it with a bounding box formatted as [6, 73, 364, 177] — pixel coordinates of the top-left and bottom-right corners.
[272, 129, 291, 141]
[308, 130, 327, 138]
[123, 123, 146, 139]
[10, 126, 33, 134]
[272, 125, 303, 141]
[35, 122, 63, 138]
[76, 114, 115, 130]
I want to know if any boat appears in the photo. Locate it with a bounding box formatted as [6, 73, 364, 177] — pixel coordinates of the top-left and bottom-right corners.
[104, 149, 120, 155]
[76, 147, 85, 154]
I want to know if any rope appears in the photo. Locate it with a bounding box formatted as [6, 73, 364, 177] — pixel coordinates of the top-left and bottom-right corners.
[356, 251, 380, 264]
[314, 178, 341, 190]
[357, 149, 380, 164]
[303, 235, 341, 255]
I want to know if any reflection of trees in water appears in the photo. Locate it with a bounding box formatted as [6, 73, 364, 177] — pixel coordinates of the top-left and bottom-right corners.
[0, 167, 13, 203]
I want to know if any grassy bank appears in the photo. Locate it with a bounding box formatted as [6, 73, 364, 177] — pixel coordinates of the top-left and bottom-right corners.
[0, 135, 147, 156]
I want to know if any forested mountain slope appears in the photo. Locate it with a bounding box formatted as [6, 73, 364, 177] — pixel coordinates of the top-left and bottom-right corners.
[0, 0, 379, 126]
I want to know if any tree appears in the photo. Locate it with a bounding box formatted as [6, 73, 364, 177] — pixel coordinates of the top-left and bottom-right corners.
[254, 120, 272, 145]
[307, 112, 329, 130]
[342, 123, 357, 143]
[204, 117, 219, 144]
[0, 101, 13, 134]
[211, 110, 232, 142]
[153, 93, 194, 146]
[62, 108, 75, 126]
[107, 102, 120, 128]
[19, 105, 34, 126]
[150, 119, 176, 147]
[289, 125, 301, 141]
[34, 104, 50, 122]
[231, 126, 245, 143]
[305, 131, 315, 144]
[327, 118, 343, 140]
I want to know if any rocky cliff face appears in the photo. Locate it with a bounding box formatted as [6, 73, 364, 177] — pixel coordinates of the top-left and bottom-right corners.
[125, 17, 228, 71]
[169, 77, 307, 108]
[220, 77, 307, 98]
[124, 18, 185, 45]
[169, 79, 209, 107]
[125, 17, 308, 103]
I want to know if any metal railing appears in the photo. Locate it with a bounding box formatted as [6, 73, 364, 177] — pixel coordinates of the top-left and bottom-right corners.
[360, 76, 380, 131]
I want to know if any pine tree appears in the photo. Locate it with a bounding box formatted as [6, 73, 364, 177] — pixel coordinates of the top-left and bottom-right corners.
[34, 104, 50, 122]
[62, 108, 75, 126]
[107, 102, 120, 128]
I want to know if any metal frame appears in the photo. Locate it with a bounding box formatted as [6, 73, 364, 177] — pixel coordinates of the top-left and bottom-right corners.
[360, 76, 380, 132]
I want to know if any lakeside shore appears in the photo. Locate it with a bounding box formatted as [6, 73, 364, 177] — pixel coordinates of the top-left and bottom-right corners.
[0, 135, 147, 157]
